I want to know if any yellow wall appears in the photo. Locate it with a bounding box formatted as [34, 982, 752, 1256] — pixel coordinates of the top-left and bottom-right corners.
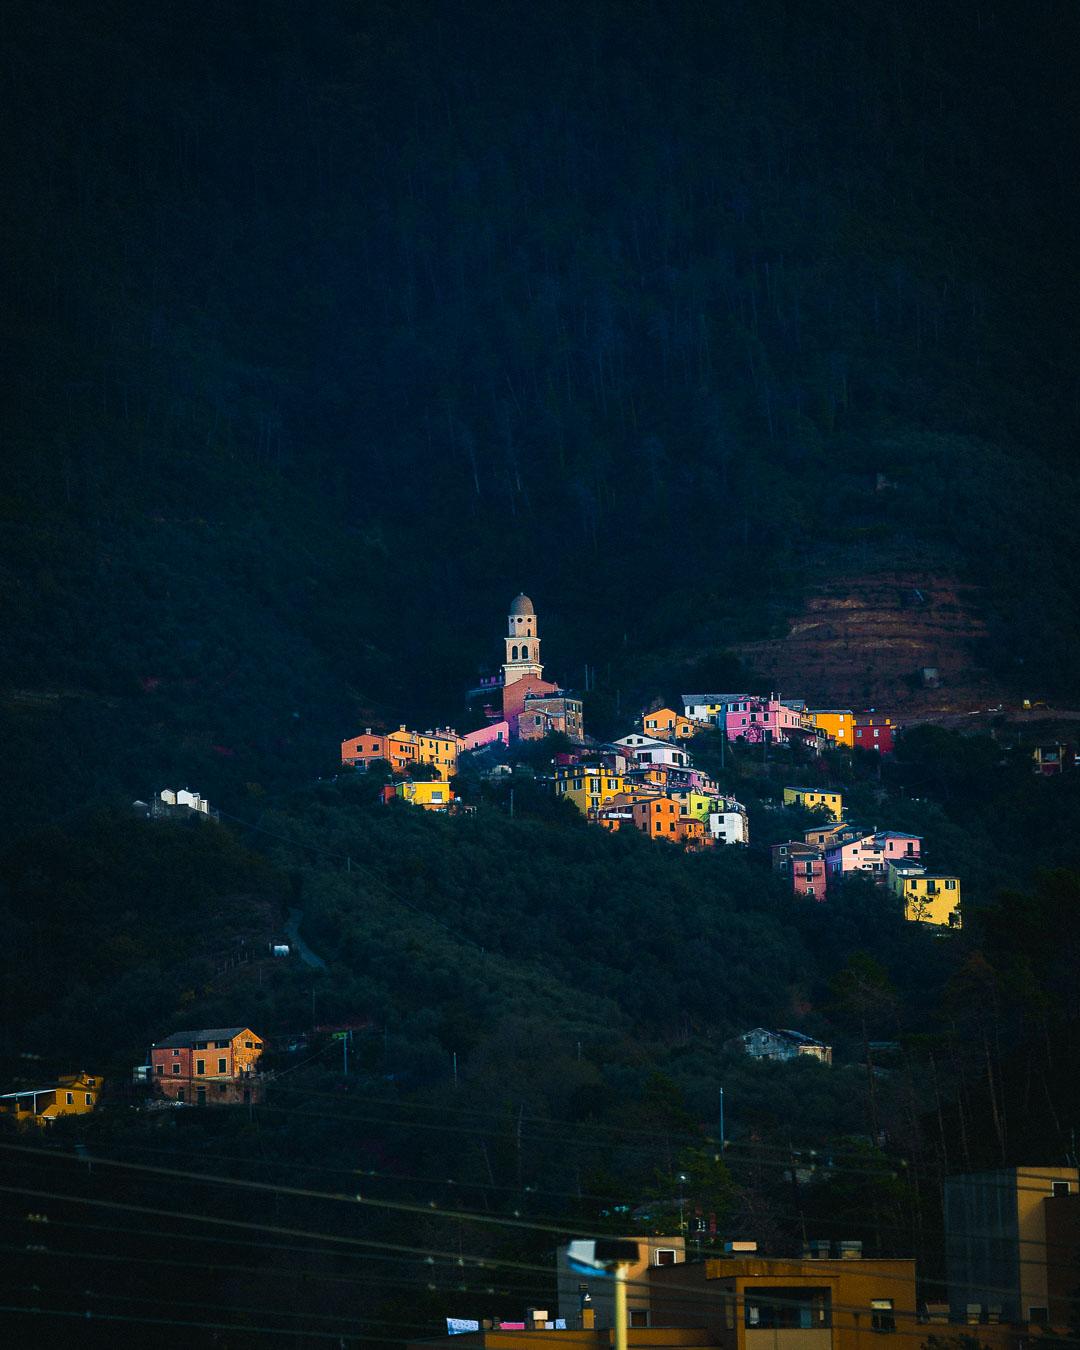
[672, 790, 722, 821]
[784, 788, 843, 821]
[417, 733, 459, 780]
[2, 1072, 103, 1126]
[554, 767, 628, 813]
[902, 876, 961, 927]
[808, 711, 854, 746]
[396, 780, 453, 810]
[1017, 1168, 1079, 1317]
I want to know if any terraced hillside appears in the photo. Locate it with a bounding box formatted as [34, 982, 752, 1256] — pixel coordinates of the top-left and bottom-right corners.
[731, 571, 1004, 713]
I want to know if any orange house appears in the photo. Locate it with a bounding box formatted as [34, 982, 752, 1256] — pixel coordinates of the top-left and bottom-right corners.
[150, 1026, 264, 1106]
[642, 707, 698, 742]
[632, 796, 683, 840]
[341, 728, 389, 770]
[678, 816, 711, 849]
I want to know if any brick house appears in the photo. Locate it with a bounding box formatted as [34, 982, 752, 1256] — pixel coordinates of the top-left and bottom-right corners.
[150, 1026, 265, 1106]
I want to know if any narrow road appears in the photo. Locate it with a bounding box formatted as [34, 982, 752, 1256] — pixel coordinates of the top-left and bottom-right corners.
[285, 908, 326, 969]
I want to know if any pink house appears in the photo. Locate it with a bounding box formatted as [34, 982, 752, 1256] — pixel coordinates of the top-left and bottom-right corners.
[825, 831, 922, 882]
[722, 697, 804, 744]
[772, 841, 827, 900]
[461, 721, 509, 751]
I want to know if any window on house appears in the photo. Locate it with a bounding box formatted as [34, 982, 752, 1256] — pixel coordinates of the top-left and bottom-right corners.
[218, 1058, 227, 1074]
[871, 1300, 895, 1332]
[1052, 1181, 1071, 1197]
[156, 1064, 164, 1075]
[196, 1060, 205, 1075]
[245, 1041, 253, 1049]
[66, 1093, 74, 1104]
[172, 1048, 180, 1056]
[85, 1094, 93, 1105]
[176, 1088, 185, 1102]
[194, 1041, 208, 1050]
[629, 1310, 650, 1327]
[172, 1064, 181, 1075]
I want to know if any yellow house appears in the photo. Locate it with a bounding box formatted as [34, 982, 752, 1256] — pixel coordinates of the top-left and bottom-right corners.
[554, 765, 629, 814]
[416, 728, 460, 780]
[889, 862, 961, 927]
[670, 788, 723, 821]
[0, 1072, 103, 1126]
[642, 707, 698, 741]
[808, 709, 854, 746]
[784, 786, 843, 820]
[391, 779, 454, 811]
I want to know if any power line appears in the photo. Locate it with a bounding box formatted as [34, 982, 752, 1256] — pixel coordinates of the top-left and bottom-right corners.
[3, 1147, 1073, 1303]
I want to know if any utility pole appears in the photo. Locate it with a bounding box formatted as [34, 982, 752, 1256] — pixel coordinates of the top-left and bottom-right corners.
[719, 1086, 725, 1152]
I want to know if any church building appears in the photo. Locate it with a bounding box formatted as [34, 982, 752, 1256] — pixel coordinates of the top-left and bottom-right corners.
[483, 593, 584, 743]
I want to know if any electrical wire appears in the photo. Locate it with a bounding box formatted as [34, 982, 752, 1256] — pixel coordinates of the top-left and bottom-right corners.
[3, 1146, 1073, 1304]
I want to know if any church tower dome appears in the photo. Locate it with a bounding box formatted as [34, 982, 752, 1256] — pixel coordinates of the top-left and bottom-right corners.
[502, 592, 543, 687]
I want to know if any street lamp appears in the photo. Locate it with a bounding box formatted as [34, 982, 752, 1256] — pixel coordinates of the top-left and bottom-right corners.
[677, 1172, 689, 1236]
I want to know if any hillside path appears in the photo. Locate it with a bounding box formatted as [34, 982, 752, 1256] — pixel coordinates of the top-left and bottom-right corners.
[285, 908, 326, 969]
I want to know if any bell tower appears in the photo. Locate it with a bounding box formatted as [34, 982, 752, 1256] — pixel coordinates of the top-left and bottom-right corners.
[502, 593, 544, 688]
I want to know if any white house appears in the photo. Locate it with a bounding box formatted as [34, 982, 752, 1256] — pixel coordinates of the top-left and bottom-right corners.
[708, 809, 748, 846]
[613, 735, 691, 769]
[736, 1027, 832, 1065]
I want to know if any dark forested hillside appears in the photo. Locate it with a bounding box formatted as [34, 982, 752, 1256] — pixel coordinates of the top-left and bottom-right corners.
[5, 0, 1080, 822]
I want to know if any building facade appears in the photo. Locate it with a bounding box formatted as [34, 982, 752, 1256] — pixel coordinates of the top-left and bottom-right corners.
[944, 1167, 1079, 1325]
[824, 832, 922, 882]
[555, 1236, 686, 1330]
[150, 1026, 264, 1105]
[807, 710, 854, 747]
[773, 842, 827, 899]
[649, 1252, 915, 1350]
[736, 1028, 832, 1064]
[784, 787, 843, 820]
[852, 714, 895, 754]
[0, 1072, 103, 1125]
[887, 861, 961, 926]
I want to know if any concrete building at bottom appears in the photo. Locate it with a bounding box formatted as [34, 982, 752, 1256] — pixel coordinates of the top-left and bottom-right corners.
[944, 1166, 1079, 1325]
[556, 1235, 687, 1331]
[406, 1232, 1075, 1350]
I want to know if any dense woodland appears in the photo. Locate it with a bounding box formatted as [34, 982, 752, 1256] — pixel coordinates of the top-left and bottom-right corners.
[4, 2, 1080, 1345]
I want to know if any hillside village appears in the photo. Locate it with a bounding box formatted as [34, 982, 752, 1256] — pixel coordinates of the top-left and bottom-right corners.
[2, 592, 967, 1132]
[341, 594, 962, 929]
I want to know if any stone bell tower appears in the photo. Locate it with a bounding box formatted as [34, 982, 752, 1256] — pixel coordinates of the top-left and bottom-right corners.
[502, 593, 544, 688]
